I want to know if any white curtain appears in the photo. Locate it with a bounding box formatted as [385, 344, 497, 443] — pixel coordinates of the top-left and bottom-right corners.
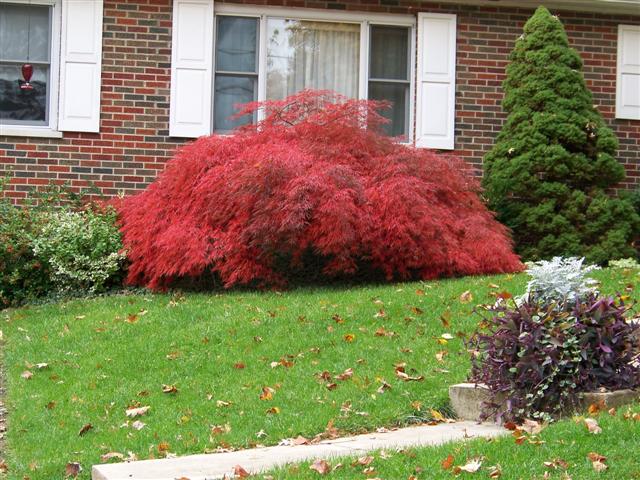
[266, 19, 360, 100]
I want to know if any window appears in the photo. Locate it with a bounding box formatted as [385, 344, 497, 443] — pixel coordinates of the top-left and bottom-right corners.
[211, 7, 414, 139]
[0, 2, 53, 126]
[368, 25, 410, 137]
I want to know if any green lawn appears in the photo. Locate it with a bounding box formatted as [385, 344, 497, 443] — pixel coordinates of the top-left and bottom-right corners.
[256, 402, 640, 479]
[0, 268, 637, 479]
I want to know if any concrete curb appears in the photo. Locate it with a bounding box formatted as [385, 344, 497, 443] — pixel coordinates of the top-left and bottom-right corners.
[92, 421, 506, 480]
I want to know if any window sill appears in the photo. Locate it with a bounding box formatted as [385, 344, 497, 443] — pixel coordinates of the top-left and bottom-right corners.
[0, 126, 64, 139]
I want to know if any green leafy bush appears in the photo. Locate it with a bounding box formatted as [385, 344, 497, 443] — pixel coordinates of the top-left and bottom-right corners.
[483, 6, 640, 264]
[0, 179, 51, 306]
[32, 208, 125, 294]
[0, 176, 125, 307]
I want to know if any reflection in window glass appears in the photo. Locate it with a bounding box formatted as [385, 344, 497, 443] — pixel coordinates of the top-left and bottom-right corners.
[266, 19, 360, 100]
[214, 16, 258, 132]
[368, 25, 410, 138]
[0, 4, 51, 125]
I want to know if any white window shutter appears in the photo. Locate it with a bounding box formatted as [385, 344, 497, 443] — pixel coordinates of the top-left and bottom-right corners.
[616, 25, 640, 120]
[169, 0, 214, 138]
[58, 0, 103, 133]
[416, 13, 457, 150]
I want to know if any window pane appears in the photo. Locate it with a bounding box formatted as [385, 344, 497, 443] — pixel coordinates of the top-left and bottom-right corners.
[266, 19, 360, 100]
[369, 26, 408, 81]
[0, 4, 50, 62]
[0, 64, 48, 123]
[214, 75, 256, 132]
[368, 82, 408, 138]
[216, 16, 258, 73]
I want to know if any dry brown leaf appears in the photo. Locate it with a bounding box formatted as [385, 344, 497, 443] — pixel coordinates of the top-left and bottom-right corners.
[100, 452, 125, 462]
[260, 386, 275, 401]
[488, 465, 502, 478]
[521, 419, 544, 434]
[292, 435, 310, 445]
[353, 455, 374, 466]
[459, 290, 473, 303]
[376, 380, 392, 394]
[78, 423, 93, 436]
[233, 362, 246, 369]
[65, 462, 82, 478]
[584, 418, 602, 434]
[162, 384, 178, 394]
[266, 406, 280, 415]
[335, 368, 354, 381]
[441, 454, 454, 470]
[343, 333, 356, 342]
[587, 452, 607, 472]
[233, 464, 250, 478]
[325, 383, 338, 391]
[158, 441, 170, 452]
[21, 370, 33, 380]
[125, 406, 150, 418]
[0, 461, 8, 473]
[309, 459, 331, 475]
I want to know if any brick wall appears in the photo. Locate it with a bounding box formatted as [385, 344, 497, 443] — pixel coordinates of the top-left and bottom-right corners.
[0, 0, 638, 203]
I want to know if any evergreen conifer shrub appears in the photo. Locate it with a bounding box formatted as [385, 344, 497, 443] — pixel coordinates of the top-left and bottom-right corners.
[116, 91, 522, 289]
[483, 6, 639, 264]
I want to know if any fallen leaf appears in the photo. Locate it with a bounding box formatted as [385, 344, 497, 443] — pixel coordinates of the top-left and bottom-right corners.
[353, 455, 374, 466]
[132, 420, 146, 430]
[266, 406, 280, 415]
[78, 423, 93, 436]
[260, 386, 275, 401]
[584, 418, 602, 434]
[521, 419, 544, 434]
[326, 382, 338, 391]
[158, 441, 170, 452]
[343, 333, 356, 342]
[292, 435, 310, 445]
[100, 452, 124, 462]
[162, 384, 178, 394]
[0, 461, 7, 473]
[454, 458, 482, 473]
[125, 406, 150, 418]
[441, 454, 454, 470]
[376, 380, 392, 394]
[233, 464, 250, 478]
[21, 370, 33, 380]
[440, 309, 451, 328]
[234, 362, 246, 369]
[587, 452, 607, 472]
[46, 401, 56, 410]
[335, 368, 354, 381]
[310, 459, 331, 475]
[216, 400, 231, 408]
[488, 464, 502, 478]
[65, 462, 82, 478]
[126, 314, 138, 324]
[459, 290, 473, 303]
[36, 362, 48, 369]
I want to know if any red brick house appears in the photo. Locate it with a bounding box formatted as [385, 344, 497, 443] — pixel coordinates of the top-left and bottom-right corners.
[0, 0, 638, 202]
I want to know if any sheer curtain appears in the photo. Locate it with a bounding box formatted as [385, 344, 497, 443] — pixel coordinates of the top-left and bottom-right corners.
[266, 19, 360, 100]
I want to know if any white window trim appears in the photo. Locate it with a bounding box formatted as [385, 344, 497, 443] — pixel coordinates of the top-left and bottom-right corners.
[616, 24, 640, 121]
[212, 4, 416, 141]
[0, 0, 62, 138]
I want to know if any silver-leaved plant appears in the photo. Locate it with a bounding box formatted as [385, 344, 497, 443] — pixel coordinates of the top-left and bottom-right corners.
[521, 256, 600, 306]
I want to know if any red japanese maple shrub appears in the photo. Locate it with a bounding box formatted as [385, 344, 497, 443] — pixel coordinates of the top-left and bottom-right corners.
[116, 91, 522, 289]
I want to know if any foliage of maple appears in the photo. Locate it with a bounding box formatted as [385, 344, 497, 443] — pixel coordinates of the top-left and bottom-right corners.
[116, 91, 522, 289]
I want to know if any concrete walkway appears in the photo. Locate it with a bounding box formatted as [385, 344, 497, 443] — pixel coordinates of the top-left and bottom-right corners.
[92, 421, 506, 480]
